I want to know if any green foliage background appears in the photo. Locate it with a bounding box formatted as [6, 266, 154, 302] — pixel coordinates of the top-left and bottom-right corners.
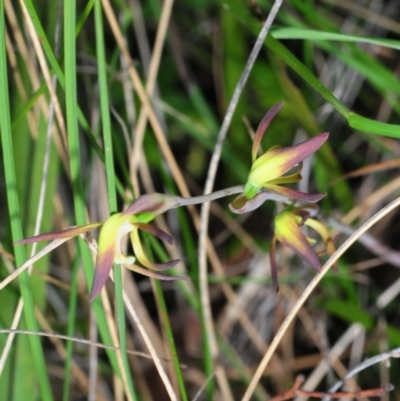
[1, 0, 400, 400]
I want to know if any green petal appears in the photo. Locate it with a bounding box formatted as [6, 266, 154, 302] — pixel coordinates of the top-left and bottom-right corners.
[305, 218, 337, 269]
[130, 229, 180, 271]
[130, 229, 152, 269]
[244, 181, 260, 199]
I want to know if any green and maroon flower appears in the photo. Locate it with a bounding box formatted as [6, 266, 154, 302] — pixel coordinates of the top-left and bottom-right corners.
[230, 103, 328, 214]
[270, 207, 335, 292]
[16, 194, 185, 302]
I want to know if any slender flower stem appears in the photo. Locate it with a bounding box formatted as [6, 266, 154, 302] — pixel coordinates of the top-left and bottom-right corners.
[198, 2, 285, 394]
[177, 185, 244, 206]
[176, 185, 316, 210]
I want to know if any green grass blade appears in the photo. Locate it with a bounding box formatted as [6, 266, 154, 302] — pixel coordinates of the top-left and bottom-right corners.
[62, 257, 80, 401]
[63, 0, 122, 387]
[348, 113, 400, 138]
[147, 234, 190, 400]
[76, 0, 95, 37]
[266, 36, 349, 118]
[153, 278, 189, 401]
[0, 2, 54, 400]
[218, 337, 266, 401]
[94, 0, 137, 399]
[272, 27, 400, 51]
[23, 0, 64, 85]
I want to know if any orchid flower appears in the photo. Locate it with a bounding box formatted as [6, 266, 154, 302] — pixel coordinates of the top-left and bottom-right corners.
[229, 103, 328, 214]
[15, 194, 185, 302]
[269, 207, 335, 292]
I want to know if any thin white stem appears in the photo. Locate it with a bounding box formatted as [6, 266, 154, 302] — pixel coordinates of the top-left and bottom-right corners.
[0, 329, 173, 361]
[178, 185, 244, 206]
[120, 280, 178, 401]
[198, 0, 284, 368]
[325, 348, 399, 398]
[0, 238, 70, 292]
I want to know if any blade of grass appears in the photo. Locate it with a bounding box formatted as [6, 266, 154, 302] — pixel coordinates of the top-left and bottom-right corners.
[152, 279, 189, 401]
[129, 0, 175, 194]
[63, 0, 123, 390]
[0, 2, 54, 400]
[265, 36, 349, 118]
[21, 0, 127, 200]
[94, 0, 137, 399]
[272, 27, 400, 51]
[62, 256, 80, 401]
[348, 112, 400, 138]
[218, 337, 267, 401]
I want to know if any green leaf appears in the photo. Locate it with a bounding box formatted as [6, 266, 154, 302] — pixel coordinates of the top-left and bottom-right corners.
[321, 299, 374, 330]
[0, 1, 54, 399]
[272, 27, 400, 52]
[348, 113, 400, 138]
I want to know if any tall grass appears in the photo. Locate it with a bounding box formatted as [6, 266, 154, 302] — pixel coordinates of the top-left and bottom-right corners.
[1, 0, 400, 400]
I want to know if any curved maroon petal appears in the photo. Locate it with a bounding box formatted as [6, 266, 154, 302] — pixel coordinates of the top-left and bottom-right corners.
[252, 103, 284, 162]
[265, 184, 326, 203]
[134, 223, 174, 245]
[89, 246, 115, 302]
[292, 209, 311, 226]
[145, 258, 181, 271]
[280, 236, 321, 272]
[127, 264, 188, 281]
[269, 237, 279, 293]
[122, 193, 180, 216]
[15, 222, 103, 244]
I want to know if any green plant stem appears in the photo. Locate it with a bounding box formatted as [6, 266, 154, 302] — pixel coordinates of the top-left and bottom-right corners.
[0, 1, 54, 399]
[63, 0, 121, 389]
[94, 0, 137, 399]
[152, 279, 189, 401]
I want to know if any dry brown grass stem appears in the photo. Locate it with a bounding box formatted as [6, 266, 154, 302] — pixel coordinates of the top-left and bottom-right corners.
[342, 174, 400, 224]
[18, 0, 68, 156]
[322, 0, 400, 34]
[129, 0, 175, 196]
[5, 0, 69, 167]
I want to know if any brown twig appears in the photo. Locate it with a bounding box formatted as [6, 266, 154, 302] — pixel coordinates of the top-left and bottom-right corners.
[268, 376, 393, 401]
